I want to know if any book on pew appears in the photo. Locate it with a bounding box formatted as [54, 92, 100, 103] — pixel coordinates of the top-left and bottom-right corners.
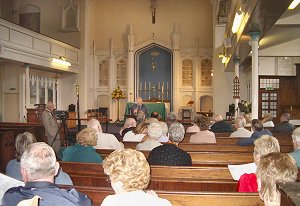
[228, 162, 257, 181]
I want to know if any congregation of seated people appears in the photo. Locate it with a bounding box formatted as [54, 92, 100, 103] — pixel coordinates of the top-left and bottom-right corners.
[1, 109, 300, 206]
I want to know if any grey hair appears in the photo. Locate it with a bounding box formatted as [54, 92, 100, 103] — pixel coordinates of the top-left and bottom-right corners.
[15, 132, 37, 161]
[292, 127, 300, 143]
[159, 121, 168, 136]
[167, 112, 177, 122]
[235, 116, 246, 128]
[21, 142, 56, 181]
[137, 111, 146, 124]
[147, 123, 163, 140]
[87, 118, 102, 133]
[169, 123, 185, 143]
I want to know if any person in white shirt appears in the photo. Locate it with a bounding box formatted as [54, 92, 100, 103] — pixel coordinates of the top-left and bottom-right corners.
[123, 123, 148, 142]
[136, 123, 162, 151]
[87, 118, 124, 150]
[230, 116, 253, 138]
[101, 149, 172, 206]
[261, 113, 275, 128]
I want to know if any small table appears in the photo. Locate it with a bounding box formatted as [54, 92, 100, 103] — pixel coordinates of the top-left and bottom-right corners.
[125, 102, 166, 120]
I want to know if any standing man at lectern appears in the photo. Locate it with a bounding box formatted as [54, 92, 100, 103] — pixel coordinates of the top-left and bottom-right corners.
[130, 97, 149, 118]
[42, 101, 61, 154]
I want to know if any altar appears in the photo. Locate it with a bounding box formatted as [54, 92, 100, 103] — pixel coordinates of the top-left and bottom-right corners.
[125, 102, 168, 120]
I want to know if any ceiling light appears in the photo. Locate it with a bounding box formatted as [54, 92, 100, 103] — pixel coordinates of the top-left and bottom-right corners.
[289, 0, 300, 9]
[51, 57, 71, 67]
[232, 9, 244, 34]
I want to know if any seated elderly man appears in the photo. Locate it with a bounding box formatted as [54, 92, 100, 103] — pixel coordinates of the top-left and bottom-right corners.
[2, 142, 92, 206]
[166, 111, 178, 127]
[130, 97, 149, 118]
[289, 127, 300, 167]
[148, 123, 192, 166]
[6, 132, 72, 185]
[210, 114, 234, 133]
[230, 116, 253, 138]
[87, 118, 124, 150]
[256, 152, 298, 206]
[237, 135, 280, 192]
[136, 122, 163, 151]
[101, 149, 172, 206]
[62, 128, 103, 163]
[238, 119, 272, 146]
[273, 113, 295, 133]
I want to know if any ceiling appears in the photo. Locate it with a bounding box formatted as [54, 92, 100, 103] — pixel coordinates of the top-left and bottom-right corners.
[223, 0, 300, 71]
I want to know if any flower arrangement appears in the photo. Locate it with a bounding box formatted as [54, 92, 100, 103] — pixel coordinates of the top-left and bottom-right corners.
[238, 100, 252, 114]
[111, 86, 126, 100]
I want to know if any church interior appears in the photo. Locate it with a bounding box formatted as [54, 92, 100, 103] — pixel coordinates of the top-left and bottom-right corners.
[1, 0, 300, 205]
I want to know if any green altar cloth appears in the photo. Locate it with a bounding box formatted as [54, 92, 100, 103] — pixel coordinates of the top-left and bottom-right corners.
[125, 102, 166, 120]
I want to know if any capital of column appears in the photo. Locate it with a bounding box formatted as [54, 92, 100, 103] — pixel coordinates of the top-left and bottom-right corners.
[249, 31, 261, 41]
[233, 56, 240, 65]
[23, 63, 30, 68]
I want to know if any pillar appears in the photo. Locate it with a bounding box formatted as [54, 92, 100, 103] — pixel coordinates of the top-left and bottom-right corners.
[249, 32, 260, 119]
[234, 57, 240, 118]
[172, 24, 181, 113]
[127, 25, 135, 102]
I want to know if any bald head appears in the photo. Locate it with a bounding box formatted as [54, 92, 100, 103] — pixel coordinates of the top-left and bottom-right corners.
[137, 97, 143, 105]
[46, 102, 55, 112]
[214, 114, 223, 122]
[87, 118, 102, 133]
[235, 116, 246, 129]
[280, 113, 290, 122]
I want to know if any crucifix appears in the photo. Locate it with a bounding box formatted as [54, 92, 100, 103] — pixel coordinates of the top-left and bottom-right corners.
[151, 0, 157, 24]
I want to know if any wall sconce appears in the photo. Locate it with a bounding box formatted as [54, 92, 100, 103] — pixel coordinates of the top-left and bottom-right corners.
[232, 8, 244, 34]
[218, 53, 228, 64]
[51, 56, 71, 67]
[289, 0, 300, 9]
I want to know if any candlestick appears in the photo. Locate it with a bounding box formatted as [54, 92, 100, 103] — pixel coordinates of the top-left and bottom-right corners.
[149, 81, 151, 90]
[167, 82, 169, 90]
[144, 81, 146, 90]
[158, 82, 160, 90]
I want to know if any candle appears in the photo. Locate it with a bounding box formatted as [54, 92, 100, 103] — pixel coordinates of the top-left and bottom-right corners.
[144, 82, 146, 90]
[158, 82, 160, 90]
[161, 85, 163, 93]
[140, 82, 142, 90]
[167, 82, 169, 90]
[149, 81, 151, 90]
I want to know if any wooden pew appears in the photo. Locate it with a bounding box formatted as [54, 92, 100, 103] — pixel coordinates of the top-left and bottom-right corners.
[60, 185, 264, 206]
[0, 131, 15, 172]
[60, 162, 238, 192]
[96, 150, 254, 166]
[121, 142, 293, 153]
[0, 122, 46, 142]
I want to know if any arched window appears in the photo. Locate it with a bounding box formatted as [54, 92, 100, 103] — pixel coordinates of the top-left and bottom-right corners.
[182, 59, 193, 86]
[200, 95, 213, 112]
[19, 4, 41, 32]
[201, 59, 212, 86]
[99, 59, 109, 86]
[116, 58, 127, 86]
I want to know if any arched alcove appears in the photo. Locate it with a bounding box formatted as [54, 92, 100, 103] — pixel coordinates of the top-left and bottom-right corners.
[200, 95, 213, 112]
[135, 43, 173, 108]
[19, 4, 41, 32]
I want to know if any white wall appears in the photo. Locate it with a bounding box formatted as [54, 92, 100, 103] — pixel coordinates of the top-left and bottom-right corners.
[60, 73, 78, 111]
[92, 0, 213, 50]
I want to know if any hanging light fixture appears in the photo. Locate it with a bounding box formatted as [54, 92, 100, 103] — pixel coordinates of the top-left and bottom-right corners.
[232, 8, 244, 34]
[289, 0, 300, 9]
[51, 56, 71, 67]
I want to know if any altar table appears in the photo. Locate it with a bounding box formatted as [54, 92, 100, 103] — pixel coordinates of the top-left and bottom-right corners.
[125, 102, 166, 120]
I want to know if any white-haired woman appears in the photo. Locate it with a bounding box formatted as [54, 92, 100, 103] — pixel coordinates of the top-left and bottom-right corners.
[148, 123, 192, 166]
[101, 149, 172, 206]
[136, 123, 162, 151]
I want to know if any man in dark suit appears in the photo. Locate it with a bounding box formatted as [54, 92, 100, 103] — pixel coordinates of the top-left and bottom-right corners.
[130, 97, 148, 118]
[210, 114, 234, 133]
[273, 113, 295, 133]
